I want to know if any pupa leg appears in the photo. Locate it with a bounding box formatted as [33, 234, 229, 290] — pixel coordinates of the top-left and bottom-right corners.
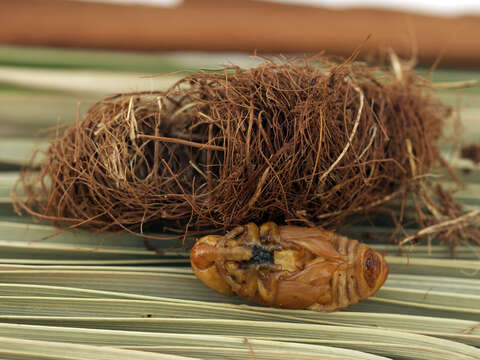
[257, 272, 281, 305]
[259, 221, 281, 244]
[225, 225, 245, 240]
[244, 223, 261, 244]
[226, 223, 261, 245]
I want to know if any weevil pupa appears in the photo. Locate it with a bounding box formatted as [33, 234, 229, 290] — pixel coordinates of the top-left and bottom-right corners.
[190, 222, 388, 311]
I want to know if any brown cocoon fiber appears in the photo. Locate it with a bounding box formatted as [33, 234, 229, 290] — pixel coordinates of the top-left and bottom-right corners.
[14, 57, 456, 238]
